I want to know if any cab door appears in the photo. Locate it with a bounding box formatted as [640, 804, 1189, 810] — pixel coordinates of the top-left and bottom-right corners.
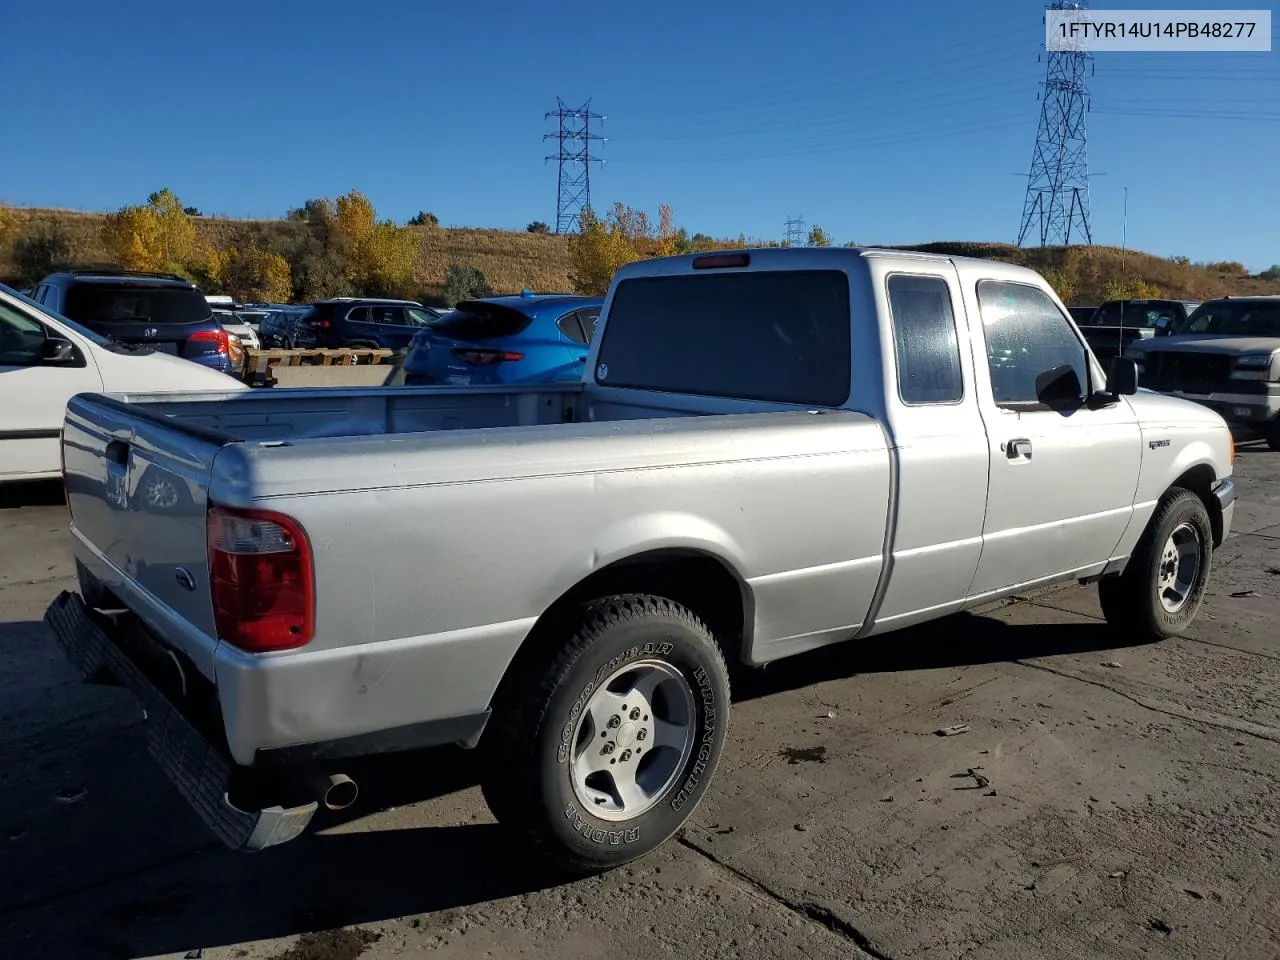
[966, 278, 1141, 598]
[0, 296, 103, 480]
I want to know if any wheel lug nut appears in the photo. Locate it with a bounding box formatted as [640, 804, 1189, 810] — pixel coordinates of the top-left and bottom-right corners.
[629, 708, 641, 721]
[602, 742, 616, 755]
[607, 715, 621, 728]
[636, 728, 648, 741]
[620, 749, 632, 761]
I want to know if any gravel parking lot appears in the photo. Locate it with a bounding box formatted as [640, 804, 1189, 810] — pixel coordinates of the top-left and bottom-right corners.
[2, 446, 1277, 960]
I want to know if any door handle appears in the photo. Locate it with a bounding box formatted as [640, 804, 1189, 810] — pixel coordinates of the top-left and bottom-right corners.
[577, 355, 588, 362]
[1005, 438, 1033, 460]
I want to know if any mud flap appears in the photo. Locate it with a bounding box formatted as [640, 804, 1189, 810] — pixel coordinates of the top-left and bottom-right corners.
[43, 591, 316, 851]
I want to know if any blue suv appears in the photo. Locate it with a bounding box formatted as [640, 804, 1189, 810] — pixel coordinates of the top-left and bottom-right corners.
[32, 269, 234, 373]
[258, 298, 440, 351]
[402, 293, 603, 385]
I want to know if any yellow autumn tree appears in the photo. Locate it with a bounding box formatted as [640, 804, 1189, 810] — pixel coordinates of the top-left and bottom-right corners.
[329, 190, 416, 295]
[0, 204, 17, 250]
[100, 189, 197, 273]
[207, 246, 292, 302]
[568, 202, 684, 295]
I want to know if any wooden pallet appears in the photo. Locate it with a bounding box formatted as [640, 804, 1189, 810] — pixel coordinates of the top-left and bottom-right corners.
[241, 348, 397, 386]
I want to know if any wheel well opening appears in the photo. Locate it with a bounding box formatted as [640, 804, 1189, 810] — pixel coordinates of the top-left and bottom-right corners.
[492, 550, 751, 708]
[1173, 464, 1222, 546]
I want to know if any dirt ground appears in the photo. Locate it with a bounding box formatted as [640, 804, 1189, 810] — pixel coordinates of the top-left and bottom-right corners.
[1, 445, 1277, 960]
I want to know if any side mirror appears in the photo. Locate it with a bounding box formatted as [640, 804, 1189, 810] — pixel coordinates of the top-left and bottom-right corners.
[42, 337, 79, 365]
[1106, 357, 1139, 396]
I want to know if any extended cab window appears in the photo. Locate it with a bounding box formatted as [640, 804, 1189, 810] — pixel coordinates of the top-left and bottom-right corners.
[596, 270, 851, 405]
[977, 281, 1089, 408]
[887, 274, 963, 404]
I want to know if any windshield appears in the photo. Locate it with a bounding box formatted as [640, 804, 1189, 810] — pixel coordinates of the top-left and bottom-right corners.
[0, 282, 115, 347]
[1172, 301, 1280, 337]
[1092, 300, 1183, 330]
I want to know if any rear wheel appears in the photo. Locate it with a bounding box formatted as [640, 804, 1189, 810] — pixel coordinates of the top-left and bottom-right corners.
[1099, 487, 1212, 640]
[481, 594, 730, 875]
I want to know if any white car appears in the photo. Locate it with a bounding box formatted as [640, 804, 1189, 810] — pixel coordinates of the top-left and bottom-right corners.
[212, 309, 261, 351]
[0, 283, 247, 483]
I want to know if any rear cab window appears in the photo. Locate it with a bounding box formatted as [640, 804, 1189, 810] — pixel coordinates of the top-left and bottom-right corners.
[1093, 300, 1181, 330]
[63, 284, 211, 325]
[596, 270, 851, 405]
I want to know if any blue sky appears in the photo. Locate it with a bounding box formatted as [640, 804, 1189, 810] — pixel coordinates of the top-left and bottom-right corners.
[2, 0, 1277, 268]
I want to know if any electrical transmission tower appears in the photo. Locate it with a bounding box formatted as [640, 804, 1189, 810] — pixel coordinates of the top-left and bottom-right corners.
[544, 98, 606, 234]
[783, 215, 807, 247]
[1017, 0, 1094, 247]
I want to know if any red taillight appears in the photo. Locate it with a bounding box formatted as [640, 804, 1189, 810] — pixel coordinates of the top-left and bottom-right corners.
[207, 505, 314, 653]
[313, 319, 331, 330]
[191, 328, 229, 356]
[452, 348, 524, 366]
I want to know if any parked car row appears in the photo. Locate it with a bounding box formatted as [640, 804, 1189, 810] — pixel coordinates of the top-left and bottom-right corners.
[1071, 298, 1201, 361]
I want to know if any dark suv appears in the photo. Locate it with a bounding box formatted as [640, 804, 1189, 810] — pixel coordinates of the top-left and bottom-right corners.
[32, 269, 233, 372]
[258, 298, 439, 351]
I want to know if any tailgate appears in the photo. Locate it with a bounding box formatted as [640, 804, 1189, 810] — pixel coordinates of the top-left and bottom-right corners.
[63, 393, 230, 677]
[92, 319, 191, 355]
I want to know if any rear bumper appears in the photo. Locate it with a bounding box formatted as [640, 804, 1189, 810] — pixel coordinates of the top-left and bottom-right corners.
[42, 591, 316, 851]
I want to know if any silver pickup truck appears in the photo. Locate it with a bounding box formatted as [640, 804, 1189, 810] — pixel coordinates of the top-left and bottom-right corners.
[45, 247, 1237, 874]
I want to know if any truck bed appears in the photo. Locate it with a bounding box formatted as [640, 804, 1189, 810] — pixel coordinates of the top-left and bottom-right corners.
[94, 383, 587, 442]
[62, 385, 892, 758]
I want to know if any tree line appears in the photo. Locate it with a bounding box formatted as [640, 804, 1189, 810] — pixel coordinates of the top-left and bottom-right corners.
[0, 189, 497, 305]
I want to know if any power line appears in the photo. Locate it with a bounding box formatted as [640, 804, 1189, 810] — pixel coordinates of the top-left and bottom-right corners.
[784, 215, 807, 247]
[1017, 0, 1094, 248]
[543, 98, 606, 235]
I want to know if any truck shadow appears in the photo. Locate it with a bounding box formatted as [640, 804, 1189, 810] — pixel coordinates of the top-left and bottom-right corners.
[0, 479, 64, 510]
[2, 609, 1141, 958]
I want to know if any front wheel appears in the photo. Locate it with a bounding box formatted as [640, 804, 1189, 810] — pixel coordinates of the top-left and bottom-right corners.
[1099, 487, 1213, 640]
[481, 594, 730, 875]
[1266, 420, 1280, 452]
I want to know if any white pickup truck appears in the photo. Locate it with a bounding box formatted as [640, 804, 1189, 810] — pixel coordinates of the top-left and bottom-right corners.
[44, 247, 1236, 873]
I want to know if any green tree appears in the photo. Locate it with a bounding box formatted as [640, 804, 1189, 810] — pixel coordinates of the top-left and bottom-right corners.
[807, 225, 833, 247]
[442, 264, 493, 304]
[526, 221, 550, 234]
[13, 226, 73, 282]
[408, 211, 439, 227]
[1257, 264, 1280, 282]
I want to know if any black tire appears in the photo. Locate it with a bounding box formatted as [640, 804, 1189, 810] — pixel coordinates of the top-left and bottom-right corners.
[1266, 421, 1280, 452]
[1099, 487, 1213, 640]
[480, 594, 730, 875]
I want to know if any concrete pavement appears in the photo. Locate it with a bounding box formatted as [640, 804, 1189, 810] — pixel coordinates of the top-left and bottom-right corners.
[1, 445, 1277, 960]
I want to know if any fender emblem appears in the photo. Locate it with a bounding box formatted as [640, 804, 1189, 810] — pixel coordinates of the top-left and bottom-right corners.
[1148, 439, 1170, 449]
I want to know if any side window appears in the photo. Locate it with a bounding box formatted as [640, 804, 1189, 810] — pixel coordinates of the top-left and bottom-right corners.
[578, 307, 601, 342]
[369, 306, 406, 325]
[977, 281, 1090, 408]
[556, 309, 588, 345]
[0, 301, 48, 366]
[886, 274, 963, 404]
[346, 307, 369, 324]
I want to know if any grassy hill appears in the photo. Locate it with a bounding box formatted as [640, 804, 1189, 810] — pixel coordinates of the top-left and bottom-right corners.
[3, 207, 1277, 306]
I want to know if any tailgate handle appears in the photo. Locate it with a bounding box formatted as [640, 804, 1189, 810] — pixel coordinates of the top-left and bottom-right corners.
[105, 439, 130, 467]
